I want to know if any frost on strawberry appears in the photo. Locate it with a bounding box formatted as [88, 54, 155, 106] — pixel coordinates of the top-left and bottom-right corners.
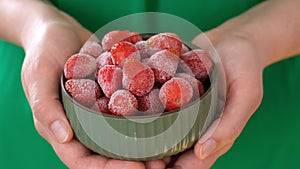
[64, 53, 97, 79]
[97, 65, 123, 98]
[145, 33, 182, 56]
[110, 41, 141, 67]
[79, 41, 103, 58]
[108, 89, 138, 116]
[148, 50, 179, 84]
[159, 77, 193, 111]
[101, 30, 142, 51]
[122, 58, 155, 96]
[180, 49, 213, 80]
[65, 79, 101, 107]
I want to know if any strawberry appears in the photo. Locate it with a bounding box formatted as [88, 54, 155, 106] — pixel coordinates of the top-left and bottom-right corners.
[180, 49, 213, 80]
[108, 89, 138, 116]
[96, 51, 113, 70]
[122, 58, 155, 96]
[175, 73, 205, 100]
[137, 88, 165, 115]
[145, 32, 182, 56]
[101, 30, 142, 51]
[147, 50, 179, 84]
[110, 41, 140, 67]
[79, 41, 103, 58]
[65, 79, 101, 107]
[64, 53, 97, 79]
[159, 77, 193, 111]
[97, 65, 123, 98]
[91, 97, 111, 114]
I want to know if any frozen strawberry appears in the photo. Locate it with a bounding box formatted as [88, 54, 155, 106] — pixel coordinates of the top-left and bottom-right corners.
[101, 30, 142, 51]
[148, 50, 179, 84]
[180, 49, 213, 80]
[97, 65, 123, 98]
[124, 32, 142, 44]
[91, 97, 111, 114]
[137, 89, 165, 115]
[145, 32, 182, 56]
[110, 41, 141, 67]
[108, 89, 138, 116]
[159, 77, 193, 111]
[79, 41, 103, 58]
[64, 53, 97, 79]
[65, 79, 101, 107]
[122, 58, 155, 96]
[181, 44, 190, 55]
[135, 40, 149, 59]
[175, 73, 205, 99]
[96, 51, 113, 70]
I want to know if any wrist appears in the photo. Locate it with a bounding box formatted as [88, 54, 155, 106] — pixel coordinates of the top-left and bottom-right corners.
[21, 1, 68, 50]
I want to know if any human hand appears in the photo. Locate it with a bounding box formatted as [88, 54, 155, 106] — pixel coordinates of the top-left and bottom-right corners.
[167, 26, 264, 169]
[20, 2, 168, 169]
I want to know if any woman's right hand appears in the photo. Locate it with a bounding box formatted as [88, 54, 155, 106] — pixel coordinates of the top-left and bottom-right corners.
[17, 1, 167, 168]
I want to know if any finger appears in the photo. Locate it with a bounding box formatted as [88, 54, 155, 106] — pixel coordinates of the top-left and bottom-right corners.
[162, 157, 171, 165]
[103, 159, 145, 169]
[145, 159, 166, 169]
[22, 55, 73, 143]
[169, 144, 233, 169]
[51, 136, 145, 169]
[194, 76, 263, 160]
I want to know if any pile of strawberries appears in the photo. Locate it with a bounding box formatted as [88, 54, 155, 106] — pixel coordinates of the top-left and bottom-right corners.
[64, 30, 213, 116]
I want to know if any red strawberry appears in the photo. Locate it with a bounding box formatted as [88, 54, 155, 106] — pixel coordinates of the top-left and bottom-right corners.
[147, 50, 179, 84]
[124, 32, 142, 44]
[101, 30, 142, 51]
[79, 41, 103, 58]
[97, 65, 123, 98]
[65, 79, 101, 107]
[145, 32, 182, 56]
[64, 53, 97, 79]
[175, 73, 205, 100]
[159, 77, 193, 111]
[96, 51, 113, 70]
[122, 58, 155, 96]
[110, 41, 140, 67]
[91, 97, 111, 114]
[180, 49, 213, 80]
[108, 89, 138, 116]
[137, 88, 165, 115]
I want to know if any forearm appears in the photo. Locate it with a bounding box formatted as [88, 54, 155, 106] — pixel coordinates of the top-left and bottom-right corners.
[218, 0, 300, 66]
[0, 0, 65, 48]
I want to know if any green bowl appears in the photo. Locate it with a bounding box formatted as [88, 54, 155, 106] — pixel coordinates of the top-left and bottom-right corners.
[61, 80, 217, 161]
[60, 36, 219, 161]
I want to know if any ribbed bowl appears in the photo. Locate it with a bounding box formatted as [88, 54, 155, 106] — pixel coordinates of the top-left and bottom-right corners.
[60, 34, 219, 161]
[61, 80, 217, 161]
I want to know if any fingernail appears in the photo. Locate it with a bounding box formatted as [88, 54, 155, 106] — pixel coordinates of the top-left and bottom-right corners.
[199, 139, 217, 159]
[50, 120, 69, 143]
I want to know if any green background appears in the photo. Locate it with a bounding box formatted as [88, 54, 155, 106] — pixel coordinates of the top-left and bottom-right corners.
[0, 0, 299, 168]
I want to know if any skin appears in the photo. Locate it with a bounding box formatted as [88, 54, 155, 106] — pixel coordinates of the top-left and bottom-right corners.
[1, 0, 300, 169]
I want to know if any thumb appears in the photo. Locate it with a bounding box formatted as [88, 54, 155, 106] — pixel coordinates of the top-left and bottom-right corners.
[194, 77, 263, 160]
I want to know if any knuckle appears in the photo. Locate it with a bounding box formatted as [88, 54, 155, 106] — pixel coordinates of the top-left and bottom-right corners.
[227, 125, 242, 143]
[31, 99, 49, 123]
